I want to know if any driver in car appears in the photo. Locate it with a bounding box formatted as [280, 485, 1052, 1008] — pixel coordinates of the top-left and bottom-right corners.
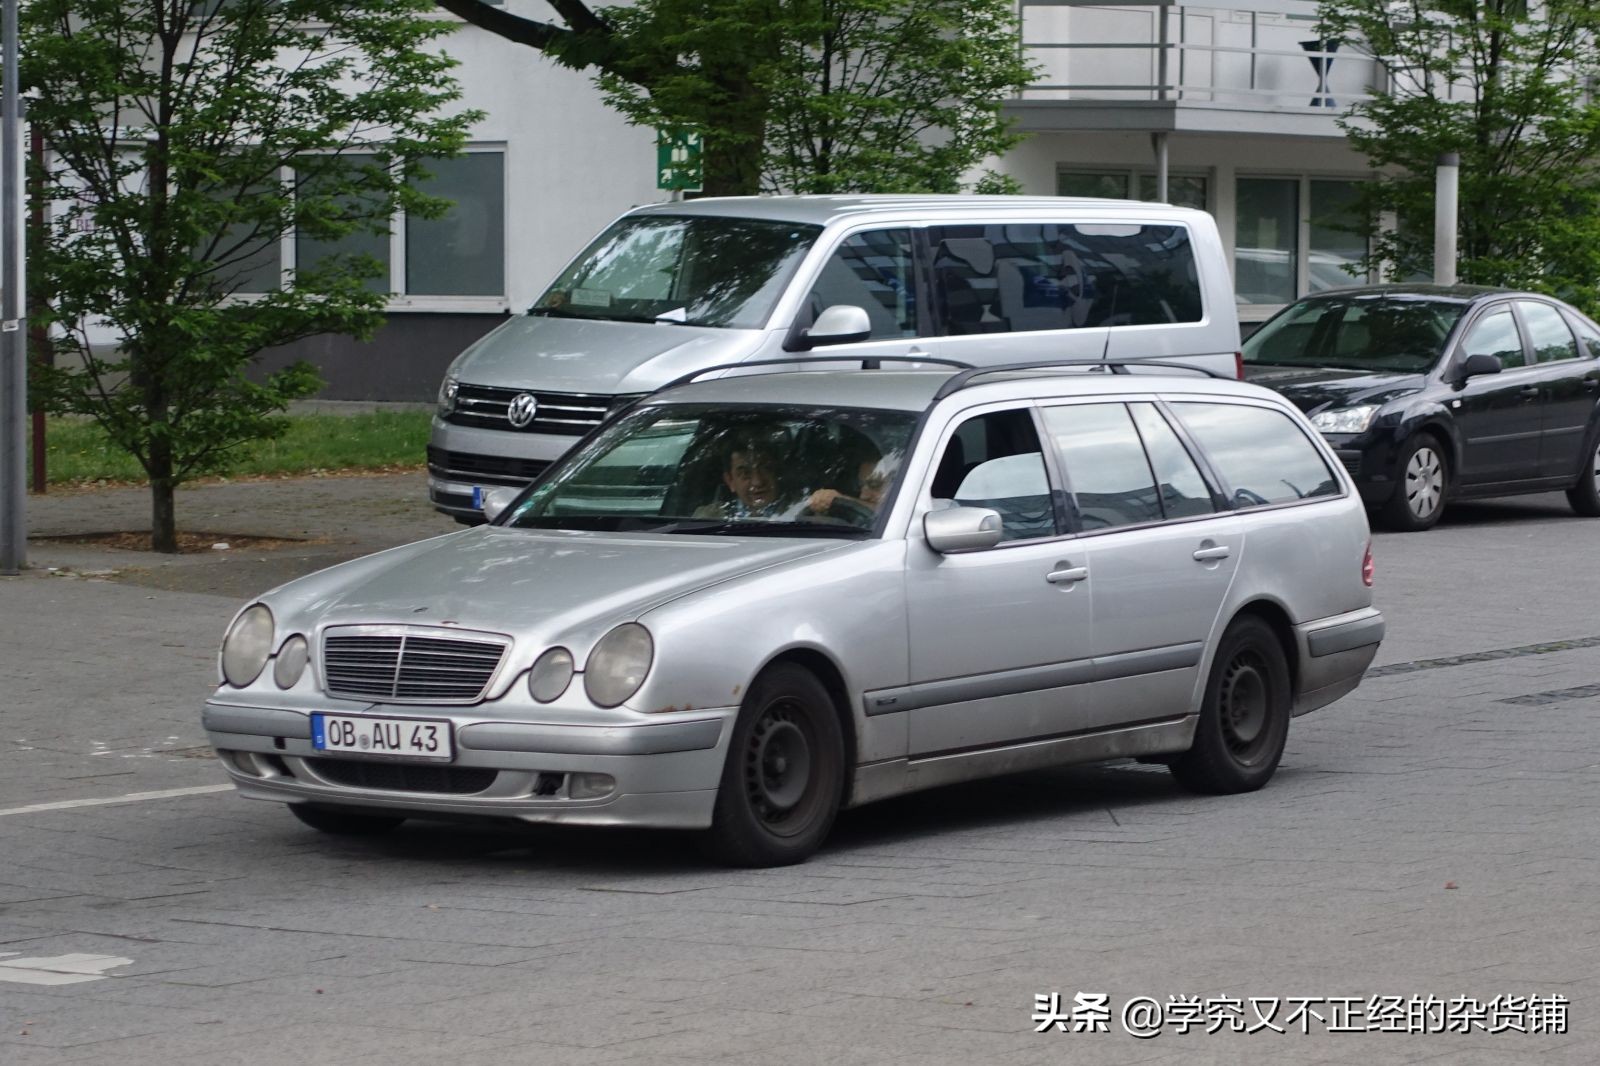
[805, 453, 894, 519]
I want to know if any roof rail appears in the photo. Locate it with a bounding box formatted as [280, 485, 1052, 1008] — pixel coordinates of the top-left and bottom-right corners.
[932, 359, 1229, 400]
[655, 354, 975, 394]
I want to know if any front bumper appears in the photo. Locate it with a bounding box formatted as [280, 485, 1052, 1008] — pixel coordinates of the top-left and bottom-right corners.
[203, 699, 737, 829]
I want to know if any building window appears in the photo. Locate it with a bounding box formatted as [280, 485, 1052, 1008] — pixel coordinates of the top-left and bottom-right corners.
[1235, 177, 1299, 305]
[1058, 169, 1209, 213]
[294, 153, 391, 296]
[406, 153, 506, 297]
[1309, 180, 1368, 293]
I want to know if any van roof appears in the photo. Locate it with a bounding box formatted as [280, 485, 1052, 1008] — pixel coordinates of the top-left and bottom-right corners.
[627, 194, 1208, 227]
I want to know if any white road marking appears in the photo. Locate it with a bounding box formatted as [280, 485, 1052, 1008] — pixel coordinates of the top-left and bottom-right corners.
[0, 953, 134, 986]
[0, 784, 232, 818]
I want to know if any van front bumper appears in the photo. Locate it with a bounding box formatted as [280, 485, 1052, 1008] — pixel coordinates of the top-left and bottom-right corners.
[426, 417, 583, 519]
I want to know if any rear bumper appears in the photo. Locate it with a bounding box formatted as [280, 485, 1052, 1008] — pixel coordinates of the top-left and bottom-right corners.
[203, 700, 736, 830]
[1291, 607, 1385, 716]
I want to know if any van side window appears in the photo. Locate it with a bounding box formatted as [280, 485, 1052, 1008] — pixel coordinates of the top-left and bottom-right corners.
[802, 229, 917, 339]
[928, 223, 1202, 336]
[930, 408, 1057, 542]
[1171, 402, 1340, 507]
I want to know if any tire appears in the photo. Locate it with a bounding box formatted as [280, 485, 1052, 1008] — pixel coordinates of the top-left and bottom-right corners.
[1378, 435, 1448, 532]
[702, 663, 845, 867]
[1170, 615, 1291, 795]
[1566, 435, 1600, 517]
[289, 804, 406, 836]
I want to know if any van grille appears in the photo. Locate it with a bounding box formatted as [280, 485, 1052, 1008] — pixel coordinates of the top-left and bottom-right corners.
[427, 446, 550, 484]
[322, 629, 508, 704]
[447, 384, 614, 436]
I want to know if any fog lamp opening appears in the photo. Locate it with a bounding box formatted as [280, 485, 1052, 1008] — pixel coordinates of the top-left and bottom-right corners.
[569, 772, 616, 800]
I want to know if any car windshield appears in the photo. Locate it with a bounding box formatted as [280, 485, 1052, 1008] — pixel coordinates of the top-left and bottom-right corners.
[1244, 295, 1468, 373]
[530, 215, 822, 329]
[503, 403, 918, 536]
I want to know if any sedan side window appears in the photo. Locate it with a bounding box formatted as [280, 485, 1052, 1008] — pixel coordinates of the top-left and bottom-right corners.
[1567, 310, 1600, 359]
[1459, 308, 1526, 371]
[1041, 403, 1162, 531]
[1518, 301, 1580, 364]
[801, 229, 917, 339]
[1171, 402, 1340, 507]
[930, 408, 1057, 542]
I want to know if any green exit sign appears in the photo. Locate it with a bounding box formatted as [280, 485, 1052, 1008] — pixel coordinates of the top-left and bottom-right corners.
[656, 128, 703, 192]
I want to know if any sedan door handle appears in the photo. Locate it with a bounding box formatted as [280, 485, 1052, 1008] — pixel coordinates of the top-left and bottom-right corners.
[1046, 566, 1089, 585]
[1192, 546, 1231, 562]
[1583, 379, 1599, 392]
[1519, 385, 1541, 399]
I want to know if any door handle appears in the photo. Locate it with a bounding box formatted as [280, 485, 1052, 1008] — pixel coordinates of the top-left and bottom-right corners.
[1046, 566, 1088, 585]
[1192, 546, 1231, 561]
[1583, 379, 1599, 393]
[1519, 385, 1540, 400]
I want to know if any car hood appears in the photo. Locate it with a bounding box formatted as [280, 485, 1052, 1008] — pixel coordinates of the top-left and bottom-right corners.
[448, 315, 765, 394]
[266, 527, 845, 644]
[1243, 364, 1427, 415]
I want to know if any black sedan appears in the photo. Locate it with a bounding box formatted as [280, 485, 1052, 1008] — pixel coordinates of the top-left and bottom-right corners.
[1243, 285, 1600, 531]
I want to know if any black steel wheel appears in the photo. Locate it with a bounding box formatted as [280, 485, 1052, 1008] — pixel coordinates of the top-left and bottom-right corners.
[289, 804, 406, 836]
[1171, 615, 1291, 795]
[1378, 435, 1448, 532]
[1567, 434, 1600, 517]
[703, 663, 844, 867]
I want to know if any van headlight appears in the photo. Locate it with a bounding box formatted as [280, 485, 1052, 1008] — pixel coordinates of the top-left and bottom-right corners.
[583, 624, 653, 708]
[1311, 404, 1379, 434]
[221, 605, 275, 687]
[437, 374, 459, 416]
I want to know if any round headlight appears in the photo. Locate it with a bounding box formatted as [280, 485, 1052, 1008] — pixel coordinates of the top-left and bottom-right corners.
[221, 604, 275, 688]
[273, 634, 309, 689]
[528, 646, 575, 703]
[583, 624, 653, 708]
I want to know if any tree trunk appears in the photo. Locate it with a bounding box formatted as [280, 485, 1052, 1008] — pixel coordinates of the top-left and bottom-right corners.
[148, 417, 178, 554]
[701, 133, 764, 196]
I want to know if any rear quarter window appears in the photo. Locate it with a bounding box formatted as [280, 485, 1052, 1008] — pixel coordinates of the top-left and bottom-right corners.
[1171, 401, 1341, 507]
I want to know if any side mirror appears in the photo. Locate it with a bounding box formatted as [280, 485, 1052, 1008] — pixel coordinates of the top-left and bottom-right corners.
[1457, 352, 1503, 381]
[481, 486, 520, 523]
[924, 506, 1003, 553]
[787, 304, 872, 352]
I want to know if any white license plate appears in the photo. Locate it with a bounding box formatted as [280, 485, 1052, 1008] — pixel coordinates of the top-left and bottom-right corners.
[311, 714, 454, 761]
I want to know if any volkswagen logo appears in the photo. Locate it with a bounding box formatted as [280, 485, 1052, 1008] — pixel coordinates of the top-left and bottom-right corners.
[506, 392, 539, 429]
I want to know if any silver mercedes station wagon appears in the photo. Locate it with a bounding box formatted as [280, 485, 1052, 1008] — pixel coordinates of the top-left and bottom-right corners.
[205, 362, 1385, 866]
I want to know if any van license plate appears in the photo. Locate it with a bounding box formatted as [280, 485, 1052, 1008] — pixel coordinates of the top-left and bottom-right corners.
[311, 714, 454, 761]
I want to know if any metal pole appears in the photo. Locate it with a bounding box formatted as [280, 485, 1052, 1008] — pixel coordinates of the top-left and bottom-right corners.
[1434, 151, 1459, 287]
[28, 120, 42, 494]
[1, 0, 25, 575]
[1152, 132, 1170, 203]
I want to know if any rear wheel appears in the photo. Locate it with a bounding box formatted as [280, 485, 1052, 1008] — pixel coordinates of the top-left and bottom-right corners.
[1379, 435, 1448, 532]
[1566, 437, 1600, 517]
[289, 804, 406, 836]
[1171, 615, 1291, 795]
[702, 663, 844, 867]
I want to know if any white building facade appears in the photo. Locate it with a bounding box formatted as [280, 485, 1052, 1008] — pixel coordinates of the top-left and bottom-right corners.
[274, 0, 1385, 399]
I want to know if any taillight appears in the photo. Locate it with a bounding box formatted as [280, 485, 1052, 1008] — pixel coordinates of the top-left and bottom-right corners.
[1362, 540, 1375, 587]
[1234, 351, 1245, 379]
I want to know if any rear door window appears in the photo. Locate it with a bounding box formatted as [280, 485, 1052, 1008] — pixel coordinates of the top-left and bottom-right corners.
[1171, 402, 1340, 507]
[927, 222, 1202, 336]
[1041, 403, 1162, 530]
[1518, 301, 1580, 364]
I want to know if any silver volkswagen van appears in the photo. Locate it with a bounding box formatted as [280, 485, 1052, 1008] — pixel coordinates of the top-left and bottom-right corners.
[428, 195, 1241, 520]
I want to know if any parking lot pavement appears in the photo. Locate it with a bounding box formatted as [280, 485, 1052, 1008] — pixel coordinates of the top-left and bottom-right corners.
[2, 477, 1598, 1065]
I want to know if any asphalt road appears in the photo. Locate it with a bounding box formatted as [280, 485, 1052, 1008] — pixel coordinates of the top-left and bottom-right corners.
[1, 474, 1597, 1065]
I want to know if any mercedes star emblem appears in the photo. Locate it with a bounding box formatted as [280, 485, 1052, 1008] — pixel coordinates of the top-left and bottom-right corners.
[507, 392, 539, 428]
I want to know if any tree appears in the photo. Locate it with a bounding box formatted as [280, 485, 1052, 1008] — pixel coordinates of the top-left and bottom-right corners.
[436, 0, 1034, 196]
[1319, 0, 1600, 312]
[25, 0, 477, 552]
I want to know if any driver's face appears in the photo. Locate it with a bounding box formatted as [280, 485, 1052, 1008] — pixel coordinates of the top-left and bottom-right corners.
[724, 450, 777, 509]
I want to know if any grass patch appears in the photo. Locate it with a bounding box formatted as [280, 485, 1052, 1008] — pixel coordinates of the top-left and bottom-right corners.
[32, 411, 432, 486]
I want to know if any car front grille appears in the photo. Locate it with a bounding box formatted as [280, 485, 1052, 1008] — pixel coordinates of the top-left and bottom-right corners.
[446, 384, 614, 436]
[321, 630, 508, 704]
[309, 758, 498, 794]
[427, 446, 551, 485]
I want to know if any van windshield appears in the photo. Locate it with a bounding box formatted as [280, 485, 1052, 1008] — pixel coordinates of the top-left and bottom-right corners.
[532, 216, 822, 329]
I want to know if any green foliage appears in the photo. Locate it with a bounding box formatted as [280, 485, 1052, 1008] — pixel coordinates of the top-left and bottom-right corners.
[36, 410, 433, 485]
[1319, 0, 1600, 314]
[441, 0, 1035, 195]
[24, 0, 478, 548]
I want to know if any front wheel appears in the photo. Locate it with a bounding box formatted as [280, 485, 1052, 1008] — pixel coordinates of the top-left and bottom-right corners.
[1378, 436, 1448, 532]
[1171, 615, 1291, 795]
[289, 804, 406, 836]
[1567, 437, 1600, 517]
[702, 663, 845, 867]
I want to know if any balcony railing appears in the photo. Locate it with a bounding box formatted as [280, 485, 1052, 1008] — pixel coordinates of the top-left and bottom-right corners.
[1018, 0, 1383, 112]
